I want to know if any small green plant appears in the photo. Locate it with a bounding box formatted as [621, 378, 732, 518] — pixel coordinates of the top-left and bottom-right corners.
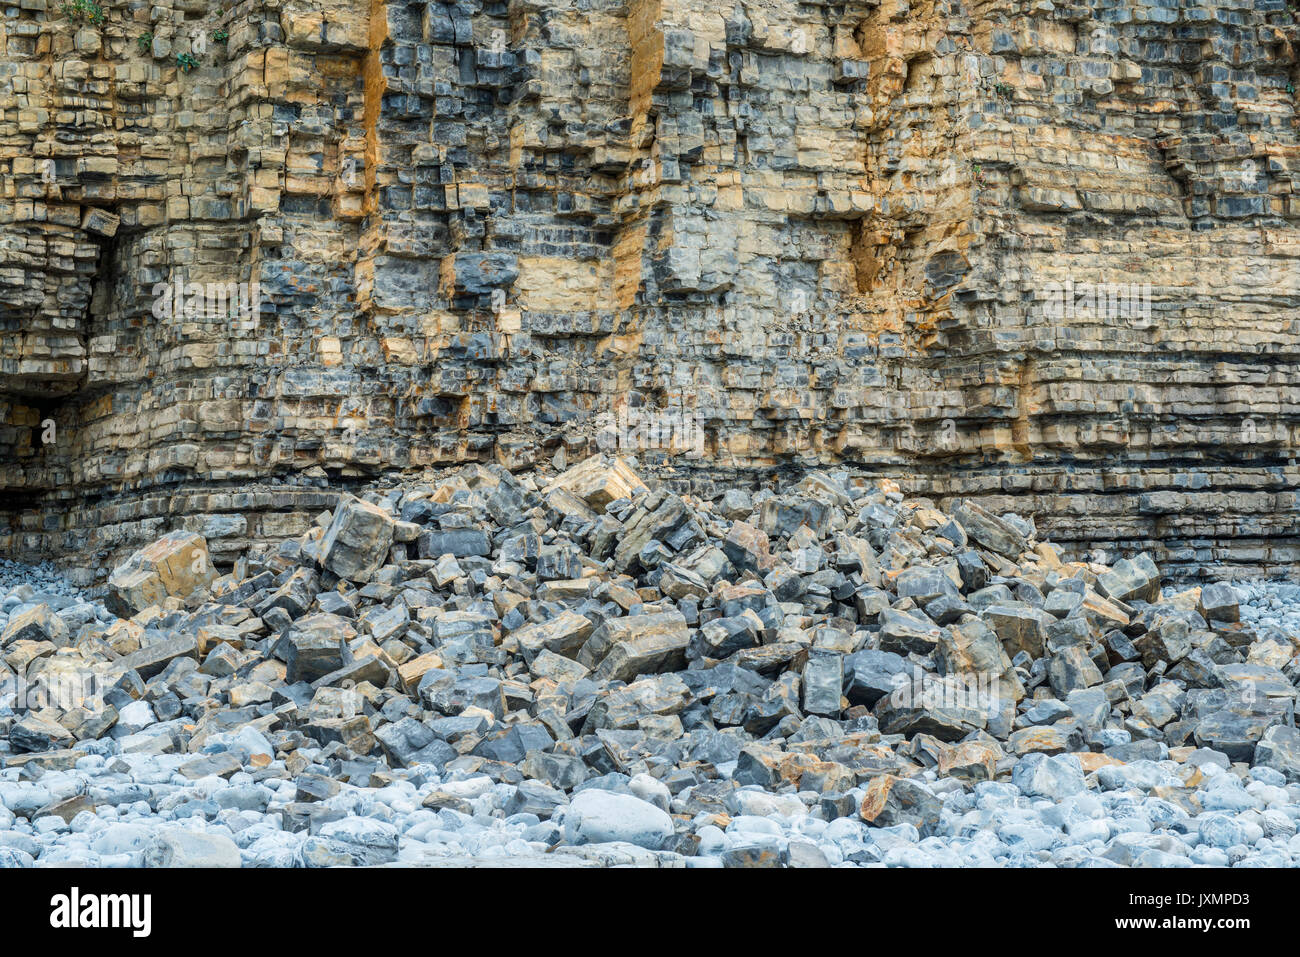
[60, 0, 106, 26]
[994, 82, 1014, 100]
[137, 31, 153, 54]
[212, 29, 229, 43]
[176, 52, 199, 73]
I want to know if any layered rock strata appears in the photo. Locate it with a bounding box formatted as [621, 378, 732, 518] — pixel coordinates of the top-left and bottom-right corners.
[2, 0, 1299, 580]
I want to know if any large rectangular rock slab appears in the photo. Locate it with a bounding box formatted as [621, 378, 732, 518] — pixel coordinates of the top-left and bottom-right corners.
[106, 530, 219, 617]
[416, 528, 490, 559]
[510, 611, 594, 662]
[117, 634, 200, 680]
[276, 612, 356, 683]
[876, 608, 942, 655]
[319, 497, 396, 583]
[859, 774, 942, 835]
[1095, 553, 1161, 604]
[948, 500, 1027, 559]
[984, 602, 1050, 659]
[543, 454, 648, 509]
[9, 713, 76, 753]
[801, 652, 844, 716]
[1197, 583, 1240, 623]
[0, 604, 68, 648]
[580, 611, 689, 682]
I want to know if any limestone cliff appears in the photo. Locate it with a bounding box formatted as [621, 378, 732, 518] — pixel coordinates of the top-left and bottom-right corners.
[2, 0, 1299, 580]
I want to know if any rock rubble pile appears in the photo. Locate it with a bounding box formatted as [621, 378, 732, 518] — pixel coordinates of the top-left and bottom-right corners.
[1, 456, 1298, 867]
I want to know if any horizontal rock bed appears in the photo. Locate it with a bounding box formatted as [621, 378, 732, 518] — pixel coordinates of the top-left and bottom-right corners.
[1, 456, 1298, 868]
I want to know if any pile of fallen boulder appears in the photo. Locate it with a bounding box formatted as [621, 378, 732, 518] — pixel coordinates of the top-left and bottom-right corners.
[1, 455, 1298, 867]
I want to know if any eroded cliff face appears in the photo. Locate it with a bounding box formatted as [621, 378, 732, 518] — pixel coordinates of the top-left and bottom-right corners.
[2, 0, 1299, 580]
